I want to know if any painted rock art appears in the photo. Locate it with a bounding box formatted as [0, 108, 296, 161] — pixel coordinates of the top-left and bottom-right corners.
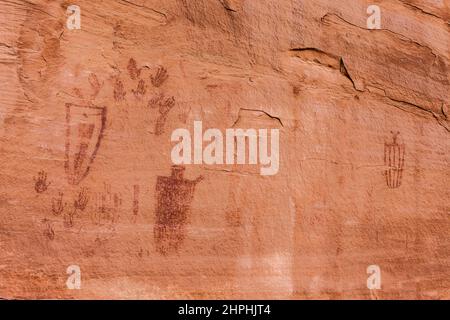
[65, 104, 107, 185]
[384, 131, 405, 189]
[154, 166, 203, 255]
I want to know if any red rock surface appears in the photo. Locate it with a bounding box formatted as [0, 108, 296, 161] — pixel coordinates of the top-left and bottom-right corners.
[0, 0, 449, 299]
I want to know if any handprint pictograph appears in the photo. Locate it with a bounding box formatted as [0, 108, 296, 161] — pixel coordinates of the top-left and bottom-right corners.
[34, 170, 51, 193]
[150, 66, 168, 87]
[64, 210, 76, 228]
[88, 73, 103, 99]
[74, 187, 90, 211]
[61, 189, 89, 229]
[113, 58, 176, 135]
[72, 73, 104, 102]
[127, 58, 141, 80]
[42, 218, 55, 240]
[64, 58, 176, 188]
[132, 79, 147, 99]
[52, 192, 66, 216]
[148, 94, 176, 135]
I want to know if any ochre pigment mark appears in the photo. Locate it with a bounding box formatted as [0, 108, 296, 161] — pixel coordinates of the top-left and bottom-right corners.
[73, 73, 105, 101]
[92, 183, 122, 225]
[42, 218, 55, 241]
[226, 210, 242, 227]
[114, 78, 126, 101]
[148, 94, 176, 135]
[49, 188, 88, 229]
[63, 209, 77, 228]
[74, 187, 90, 211]
[51, 192, 66, 216]
[34, 170, 51, 193]
[127, 58, 141, 80]
[132, 185, 140, 223]
[150, 66, 169, 87]
[73, 123, 95, 174]
[154, 166, 203, 255]
[133, 79, 147, 99]
[384, 131, 405, 188]
[88, 73, 103, 99]
[137, 248, 150, 258]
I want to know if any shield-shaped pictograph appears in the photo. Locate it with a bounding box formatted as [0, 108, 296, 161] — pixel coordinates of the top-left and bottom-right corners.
[65, 103, 106, 185]
[384, 131, 405, 189]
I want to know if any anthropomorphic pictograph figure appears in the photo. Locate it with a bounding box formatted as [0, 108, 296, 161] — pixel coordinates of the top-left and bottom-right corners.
[154, 166, 203, 255]
[384, 131, 405, 189]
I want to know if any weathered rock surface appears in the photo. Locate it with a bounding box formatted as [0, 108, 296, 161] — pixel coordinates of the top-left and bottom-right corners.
[0, 0, 449, 299]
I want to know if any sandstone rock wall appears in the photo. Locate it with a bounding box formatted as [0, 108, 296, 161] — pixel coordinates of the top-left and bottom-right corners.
[0, 0, 449, 299]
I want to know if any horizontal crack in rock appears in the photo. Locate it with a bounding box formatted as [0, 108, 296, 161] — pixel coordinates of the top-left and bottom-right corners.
[232, 108, 284, 127]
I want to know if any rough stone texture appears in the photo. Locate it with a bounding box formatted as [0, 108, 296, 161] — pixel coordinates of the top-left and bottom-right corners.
[0, 0, 449, 299]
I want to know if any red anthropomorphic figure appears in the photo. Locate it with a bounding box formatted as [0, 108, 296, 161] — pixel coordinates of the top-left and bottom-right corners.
[154, 166, 203, 255]
[384, 131, 405, 189]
